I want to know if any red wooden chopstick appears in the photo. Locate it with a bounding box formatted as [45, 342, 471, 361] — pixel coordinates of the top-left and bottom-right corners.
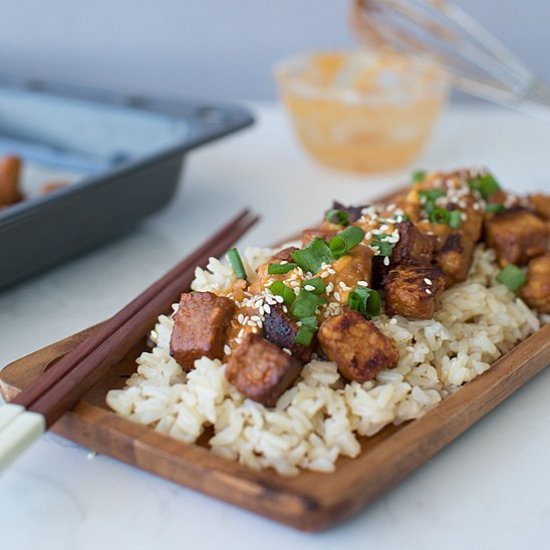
[0, 209, 259, 469]
[13, 208, 257, 410]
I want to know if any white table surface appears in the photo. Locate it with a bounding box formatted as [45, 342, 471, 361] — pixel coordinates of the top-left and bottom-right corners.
[1, 103, 550, 550]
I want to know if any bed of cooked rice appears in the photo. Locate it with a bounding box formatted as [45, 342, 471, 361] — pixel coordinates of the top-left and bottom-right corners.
[106, 246, 541, 476]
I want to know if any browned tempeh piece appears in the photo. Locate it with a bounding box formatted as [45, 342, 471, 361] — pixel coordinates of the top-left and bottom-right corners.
[226, 333, 302, 407]
[384, 265, 447, 320]
[520, 253, 550, 313]
[170, 291, 236, 371]
[437, 231, 476, 285]
[263, 305, 313, 363]
[486, 207, 547, 266]
[318, 309, 399, 382]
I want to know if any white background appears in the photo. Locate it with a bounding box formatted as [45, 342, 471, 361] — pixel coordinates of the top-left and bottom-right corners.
[1, 103, 550, 549]
[0, 0, 548, 101]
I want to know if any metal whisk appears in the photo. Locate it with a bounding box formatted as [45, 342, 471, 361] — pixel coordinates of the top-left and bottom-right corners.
[351, 0, 550, 121]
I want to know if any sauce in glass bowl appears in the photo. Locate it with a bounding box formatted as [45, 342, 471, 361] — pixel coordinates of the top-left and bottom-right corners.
[275, 50, 448, 173]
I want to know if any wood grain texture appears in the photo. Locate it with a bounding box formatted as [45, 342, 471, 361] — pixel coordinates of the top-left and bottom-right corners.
[2, 321, 549, 531]
[2, 185, 549, 530]
[13, 209, 258, 425]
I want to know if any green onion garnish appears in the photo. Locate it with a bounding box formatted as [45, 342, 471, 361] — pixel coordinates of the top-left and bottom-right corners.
[301, 277, 326, 295]
[269, 281, 296, 305]
[268, 262, 297, 275]
[347, 288, 381, 318]
[496, 264, 526, 292]
[419, 188, 445, 203]
[486, 203, 505, 214]
[371, 234, 395, 257]
[468, 173, 501, 200]
[290, 289, 327, 319]
[412, 170, 427, 183]
[429, 207, 451, 225]
[419, 188, 446, 214]
[329, 225, 365, 259]
[448, 210, 462, 229]
[227, 248, 247, 280]
[325, 209, 350, 226]
[291, 237, 333, 274]
[294, 316, 318, 346]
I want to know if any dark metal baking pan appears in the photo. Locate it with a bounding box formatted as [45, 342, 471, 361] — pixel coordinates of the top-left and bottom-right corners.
[0, 74, 254, 290]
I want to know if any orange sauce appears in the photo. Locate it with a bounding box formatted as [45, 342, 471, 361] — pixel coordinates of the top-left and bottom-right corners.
[277, 51, 448, 173]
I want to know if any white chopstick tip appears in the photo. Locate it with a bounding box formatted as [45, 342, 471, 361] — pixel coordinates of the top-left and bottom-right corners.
[0, 410, 45, 472]
[0, 403, 24, 431]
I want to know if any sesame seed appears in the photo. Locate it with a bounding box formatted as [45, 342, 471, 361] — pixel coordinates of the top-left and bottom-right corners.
[280, 260, 288, 265]
[304, 284, 315, 291]
[282, 305, 288, 313]
[383, 256, 390, 266]
[274, 295, 284, 303]
[224, 345, 232, 355]
[237, 313, 245, 324]
[333, 291, 341, 301]
[282, 348, 292, 355]
[251, 315, 261, 322]
[425, 289, 432, 295]
[424, 278, 432, 285]
[357, 280, 369, 287]
[326, 282, 334, 293]
[264, 304, 271, 314]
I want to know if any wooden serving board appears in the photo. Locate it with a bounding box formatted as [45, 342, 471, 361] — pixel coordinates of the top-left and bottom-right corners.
[2, 320, 550, 530]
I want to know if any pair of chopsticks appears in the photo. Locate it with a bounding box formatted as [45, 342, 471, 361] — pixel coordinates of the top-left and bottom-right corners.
[0, 209, 259, 471]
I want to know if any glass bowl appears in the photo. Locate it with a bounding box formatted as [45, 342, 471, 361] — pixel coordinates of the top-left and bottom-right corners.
[275, 50, 449, 173]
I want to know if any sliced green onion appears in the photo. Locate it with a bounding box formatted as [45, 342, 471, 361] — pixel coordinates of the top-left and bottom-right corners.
[419, 188, 446, 215]
[301, 277, 326, 295]
[294, 316, 318, 346]
[371, 234, 395, 257]
[290, 289, 326, 319]
[486, 203, 505, 214]
[468, 173, 501, 200]
[227, 248, 247, 280]
[496, 264, 526, 292]
[347, 288, 381, 318]
[412, 170, 427, 183]
[325, 209, 350, 226]
[429, 207, 450, 225]
[268, 262, 297, 275]
[269, 281, 296, 305]
[329, 225, 365, 259]
[448, 210, 462, 229]
[291, 237, 333, 274]
[419, 188, 445, 203]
